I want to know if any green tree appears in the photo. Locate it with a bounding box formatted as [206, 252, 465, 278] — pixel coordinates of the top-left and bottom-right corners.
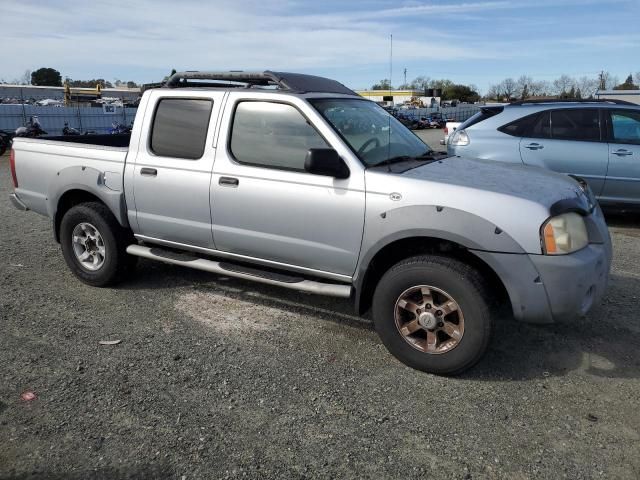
[371, 79, 392, 90]
[613, 74, 639, 90]
[66, 78, 113, 88]
[444, 84, 480, 103]
[31, 67, 62, 86]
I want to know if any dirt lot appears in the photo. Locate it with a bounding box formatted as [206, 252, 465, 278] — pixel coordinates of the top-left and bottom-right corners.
[1, 147, 640, 480]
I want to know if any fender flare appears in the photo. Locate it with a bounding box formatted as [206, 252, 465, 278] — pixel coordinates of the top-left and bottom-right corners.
[48, 165, 128, 238]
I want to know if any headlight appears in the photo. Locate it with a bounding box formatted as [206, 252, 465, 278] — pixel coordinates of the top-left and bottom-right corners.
[449, 129, 469, 146]
[541, 212, 588, 255]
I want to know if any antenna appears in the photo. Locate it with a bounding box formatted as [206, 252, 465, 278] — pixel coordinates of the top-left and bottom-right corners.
[387, 34, 393, 172]
[389, 34, 393, 96]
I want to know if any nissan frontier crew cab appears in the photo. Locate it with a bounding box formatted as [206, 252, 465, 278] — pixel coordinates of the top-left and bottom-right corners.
[9, 71, 612, 375]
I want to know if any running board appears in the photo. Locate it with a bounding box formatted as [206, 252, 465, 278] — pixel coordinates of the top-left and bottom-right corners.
[126, 244, 352, 298]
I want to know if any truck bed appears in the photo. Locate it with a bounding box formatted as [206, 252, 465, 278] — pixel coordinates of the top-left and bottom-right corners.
[41, 133, 131, 148]
[11, 135, 129, 220]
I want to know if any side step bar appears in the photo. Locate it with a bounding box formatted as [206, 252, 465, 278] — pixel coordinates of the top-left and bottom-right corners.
[126, 244, 352, 298]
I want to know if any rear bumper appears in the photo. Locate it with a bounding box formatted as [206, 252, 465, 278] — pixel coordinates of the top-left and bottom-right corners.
[9, 193, 29, 211]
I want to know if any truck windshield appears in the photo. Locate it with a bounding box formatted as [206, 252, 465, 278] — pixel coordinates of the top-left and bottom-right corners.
[310, 98, 431, 167]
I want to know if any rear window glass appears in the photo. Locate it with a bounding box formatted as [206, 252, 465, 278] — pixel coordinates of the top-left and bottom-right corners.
[460, 107, 503, 130]
[551, 109, 600, 141]
[150, 98, 213, 159]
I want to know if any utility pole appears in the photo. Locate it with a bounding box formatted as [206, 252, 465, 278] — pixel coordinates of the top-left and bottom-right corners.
[403, 68, 407, 88]
[598, 70, 606, 90]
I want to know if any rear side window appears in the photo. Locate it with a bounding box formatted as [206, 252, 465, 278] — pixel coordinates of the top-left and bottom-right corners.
[230, 101, 328, 171]
[498, 111, 545, 137]
[550, 109, 600, 141]
[150, 98, 213, 159]
[609, 109, 640, 145]
[529, 111, 551, 138]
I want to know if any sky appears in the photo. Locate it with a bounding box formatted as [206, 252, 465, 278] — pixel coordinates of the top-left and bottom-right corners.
[1, 0, 639, 93]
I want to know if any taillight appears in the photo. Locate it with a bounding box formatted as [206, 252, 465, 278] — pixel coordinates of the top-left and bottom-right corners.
[444, 127, 449, 135]
[9, 148, 18, 188]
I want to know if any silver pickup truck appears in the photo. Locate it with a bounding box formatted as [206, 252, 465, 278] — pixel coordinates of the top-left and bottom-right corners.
[9, 71, 612, 375]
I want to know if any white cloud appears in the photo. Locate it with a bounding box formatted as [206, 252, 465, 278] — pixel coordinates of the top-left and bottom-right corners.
[0, 0, 506, 82]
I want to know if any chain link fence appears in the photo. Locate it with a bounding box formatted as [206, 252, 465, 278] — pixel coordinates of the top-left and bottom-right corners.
[0, 87, 138, 136]
[392, 105, 481, 122]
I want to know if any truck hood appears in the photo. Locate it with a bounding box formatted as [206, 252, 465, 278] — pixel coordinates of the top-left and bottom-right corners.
[364, 156, 591, 254]
[401, 156, 587, 210]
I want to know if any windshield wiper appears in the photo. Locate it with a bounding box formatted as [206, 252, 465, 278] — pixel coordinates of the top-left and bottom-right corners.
[372, 151, 438, 168]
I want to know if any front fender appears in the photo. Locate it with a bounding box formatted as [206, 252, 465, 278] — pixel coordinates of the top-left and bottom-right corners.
[353, 204, 528, 313]
[357, 204, 525, 274]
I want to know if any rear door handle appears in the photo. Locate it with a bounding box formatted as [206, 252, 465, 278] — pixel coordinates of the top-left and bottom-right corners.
[140, 167, 157, 176]
[219, 176, 239, 187]
[524, 143, 544, 150]
[613, 149, 633, 156]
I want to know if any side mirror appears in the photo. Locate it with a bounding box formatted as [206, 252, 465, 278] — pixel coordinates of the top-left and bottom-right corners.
[304, 148, 350, 179]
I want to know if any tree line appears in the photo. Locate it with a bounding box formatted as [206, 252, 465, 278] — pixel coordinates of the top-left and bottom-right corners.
[486, 72, 640, 101]
[0, 67, 138, 89]
[371, 76, 481, 103]
[372, 71, 640, 103]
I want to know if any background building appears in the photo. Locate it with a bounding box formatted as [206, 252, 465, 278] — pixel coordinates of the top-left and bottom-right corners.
[595, 89, 640, 105]
[355, 89, 441, 108]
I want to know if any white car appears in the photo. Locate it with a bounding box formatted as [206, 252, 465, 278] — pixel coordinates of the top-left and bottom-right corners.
[439, 121, 461, 145]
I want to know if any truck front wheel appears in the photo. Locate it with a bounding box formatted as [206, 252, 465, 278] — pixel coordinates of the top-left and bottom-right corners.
[60, 202, 136, 287]
[372, 255, 492, 375]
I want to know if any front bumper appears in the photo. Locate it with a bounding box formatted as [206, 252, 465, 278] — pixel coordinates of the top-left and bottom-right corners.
[473, 240, 611, 324]
[9, 193, 29, 211]
[529, 243, 610, 322]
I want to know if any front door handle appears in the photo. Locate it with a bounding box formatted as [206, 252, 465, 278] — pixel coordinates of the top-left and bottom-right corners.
[613, 149, 633, 156]
[524, 143, 544, 150]
[219, 176, 239, 187]
[140, 167, 157, 176]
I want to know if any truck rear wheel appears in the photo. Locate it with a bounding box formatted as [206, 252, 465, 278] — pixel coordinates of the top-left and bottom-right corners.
[372, 255, 492, 375]
[60, 202, 136, 287]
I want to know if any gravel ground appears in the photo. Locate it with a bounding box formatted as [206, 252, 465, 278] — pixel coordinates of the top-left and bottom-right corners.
[1, 147, 640, 480]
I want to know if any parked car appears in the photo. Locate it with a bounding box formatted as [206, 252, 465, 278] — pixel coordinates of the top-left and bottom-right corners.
[424, 112, 446, 129]
[447, 100, 640, 210]
[440, 121, 462, 145]
[0, 130, 13, 156]
[9, 71, 611, 375]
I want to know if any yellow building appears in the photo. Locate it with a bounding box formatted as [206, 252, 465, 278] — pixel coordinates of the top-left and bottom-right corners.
[355, 89, 440, 108]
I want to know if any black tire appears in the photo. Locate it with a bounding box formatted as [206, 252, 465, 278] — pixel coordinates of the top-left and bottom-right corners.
[59, 202, 136, 287]
[372, 255, 492, 376]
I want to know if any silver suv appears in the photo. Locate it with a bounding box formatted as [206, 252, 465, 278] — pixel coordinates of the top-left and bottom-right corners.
[447, 100, 640, 210]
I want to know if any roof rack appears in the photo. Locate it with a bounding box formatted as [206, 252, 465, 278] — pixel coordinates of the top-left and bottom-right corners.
[164, 70, 357, 96]
[509, 98, 636, 106]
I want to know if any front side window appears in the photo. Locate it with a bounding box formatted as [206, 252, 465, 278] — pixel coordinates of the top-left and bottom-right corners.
[610, 109, 640, 145]
[150, 98, 213, 159]
[550, 109, 600, 141]
[311, 98, 430, 167]
[230, 101, 328, 171]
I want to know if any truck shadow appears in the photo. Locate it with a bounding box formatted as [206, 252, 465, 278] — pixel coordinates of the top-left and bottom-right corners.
[122, 262, 640, 382]
[604, 211, 640, 229]
[0, 463, 174, 480]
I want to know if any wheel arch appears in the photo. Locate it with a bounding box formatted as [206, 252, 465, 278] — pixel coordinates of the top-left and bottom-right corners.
[353, 234, 511, 316]
[53, 188, 128, 243]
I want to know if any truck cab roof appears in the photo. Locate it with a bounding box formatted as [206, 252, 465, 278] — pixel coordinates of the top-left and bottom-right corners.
[160, 70, 358, 97]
